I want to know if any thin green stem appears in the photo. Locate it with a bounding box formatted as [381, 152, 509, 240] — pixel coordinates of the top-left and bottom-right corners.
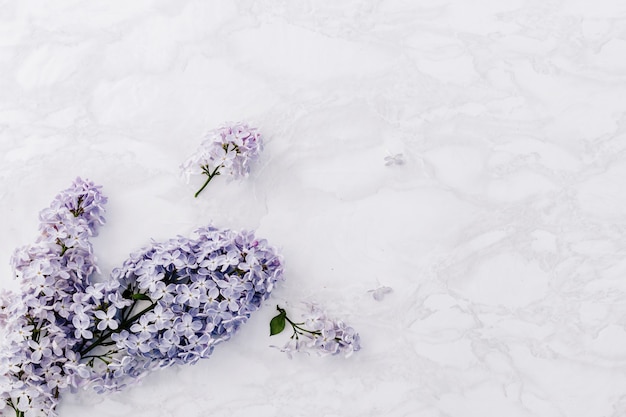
[274, 306, 321, 340]
[122, 299, 138, 322]
[285, 316, 321, 337]
[82, 354, 114, 365]
[275, 306, 344, 344]
[7, 399, 19, 417]
[194, 165, 222, 198]
[123, 302, 157, 328]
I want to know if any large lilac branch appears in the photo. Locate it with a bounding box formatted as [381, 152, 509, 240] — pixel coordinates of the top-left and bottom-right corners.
[0, 179, 285, 417]
[0, 178, 107, 417]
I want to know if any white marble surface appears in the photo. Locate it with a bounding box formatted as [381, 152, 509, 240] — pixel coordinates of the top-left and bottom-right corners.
[2, 1, 626, 416]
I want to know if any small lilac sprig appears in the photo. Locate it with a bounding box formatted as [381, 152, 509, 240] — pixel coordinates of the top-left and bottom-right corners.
[270, 305, 360, 358]
[180, 122, 263, 197]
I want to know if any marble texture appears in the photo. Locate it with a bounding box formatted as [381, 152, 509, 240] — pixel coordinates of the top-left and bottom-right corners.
[1, 1, 626, 416]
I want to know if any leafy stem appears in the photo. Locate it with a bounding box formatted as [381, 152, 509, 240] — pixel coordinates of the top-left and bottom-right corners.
[269, 305, 321, 340]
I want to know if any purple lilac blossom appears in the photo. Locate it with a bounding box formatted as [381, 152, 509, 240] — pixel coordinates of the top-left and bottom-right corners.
[273, 304, 361, 359]
[0, 178, 107, 417]
[0, 179, 284, 417]
[180, 122, 263, 196]
[88, 226, 284, 391]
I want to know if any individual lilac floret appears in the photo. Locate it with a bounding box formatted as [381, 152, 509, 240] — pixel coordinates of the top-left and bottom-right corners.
[180, 122, 263, 197]
[1, 178, 107, 417]
[270, 304, 361, 358]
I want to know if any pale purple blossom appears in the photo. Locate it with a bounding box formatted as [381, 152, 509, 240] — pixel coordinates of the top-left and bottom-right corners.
[144, 304, 173, 330]
[94, 307, 119, 331]
[72, 313, 93, 340]
[27, 338, 52, 364]
[180, 122, 264, 197]
[270, 304, 361, 358]
[1, 178, 107, 416]
[1, 179, 285, 417]
[129, 315, 157, 339]
[101, 224, 284, 376]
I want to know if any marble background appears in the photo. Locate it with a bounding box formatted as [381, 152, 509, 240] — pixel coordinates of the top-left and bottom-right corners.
[1, 1, 626, 416]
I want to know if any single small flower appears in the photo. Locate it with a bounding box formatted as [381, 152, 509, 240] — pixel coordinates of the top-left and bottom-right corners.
[174, 314, 203, 339]
[144, 303, 174, 330]
[94, 306, 119, 331]
[27, 337, 52, 363]
[130, 315, 157, 339]
[72, 315, 93, 340]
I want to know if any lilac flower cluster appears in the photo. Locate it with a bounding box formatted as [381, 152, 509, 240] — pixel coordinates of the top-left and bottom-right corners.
[270, 304, 360, 358]
[86, 226, 284, 391]
[180, 122, 263, 197]
[0, 179, 284, 417]
[0, 178, 107, 417]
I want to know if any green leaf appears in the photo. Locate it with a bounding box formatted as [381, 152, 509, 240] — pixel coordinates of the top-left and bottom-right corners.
[269, 311, 286, 336]
[132, 293, 151, 301]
